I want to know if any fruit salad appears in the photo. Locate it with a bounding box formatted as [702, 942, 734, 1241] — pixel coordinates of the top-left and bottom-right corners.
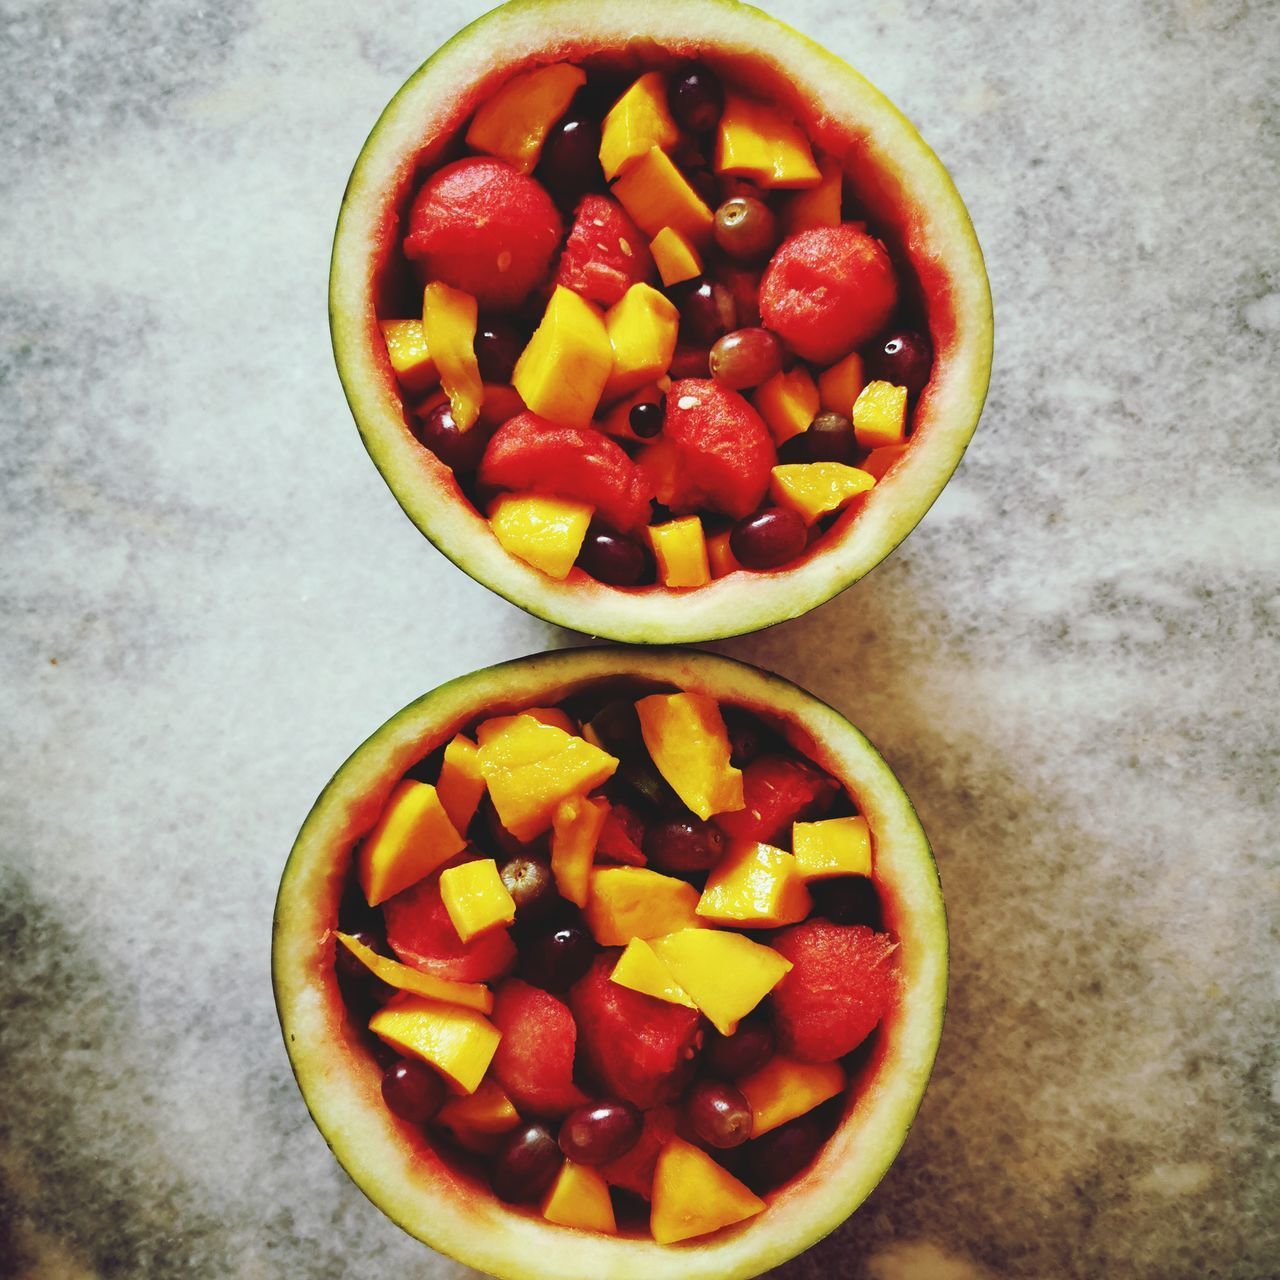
[334, 682, 901, 1244]
[376, 59, 932, 590]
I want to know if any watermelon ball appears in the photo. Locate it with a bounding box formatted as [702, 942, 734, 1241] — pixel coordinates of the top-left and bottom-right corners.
[403, 157, 562, 310]
[759, 225, 899, 364]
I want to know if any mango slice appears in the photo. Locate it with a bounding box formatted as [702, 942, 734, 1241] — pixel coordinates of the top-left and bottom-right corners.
[489, 492, 594, 580]
[818, 350, 866, 416]
[436, 1078, 520, 1151]
[707, 528, 742, 578]
[600, 71, 678, 181]
[585, 867, 704, 946]
[769, 462, 876, 526]
[543, 1160, 617, 1233]
[696, 840, 811, 927]
[852, 379, 909, 449]
[714, 93, 821, 189]
[860, 444, 909, 481]
[436, 734, 486, 835]
[439, 858, 517, 943]
[738, 1055, 846, 1137]
[610, 937, 697, 1008]
[421, 281, 483, 431]
[613, 146, 715, 246]
[792, 815, 872, 880]
[635, 692, 743, 820]
[649, 226, 703, 287]
[512, 285, 612, 428]
[379, 318, 438, 394]
[650, 1138, 765, 1243]
[784, 155, 843, 232]
[755, 367, 820, 444]
[369, 992, 501, 1094]
[551, 794, 609, 908]
[476, 707, 577, 742]
[646, 516, 711, 589]
[603, 283, 680, 400]
[465, 63, 585, 174]
[334, 932, 494, 1013]
[357, 780, 467, 907]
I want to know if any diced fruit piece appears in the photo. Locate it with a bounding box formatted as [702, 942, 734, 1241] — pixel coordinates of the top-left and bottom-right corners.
[554, 195, 655, 309]
[771, 921, 898, 1061]
[760, 226, 899, 363]
[465, 63, 585, 173]
[334, 932, 494, 1013]
[551, 794, 608, 908]
[650, 1137, 765, 1243]
[668, 64, 725, 134]
[635, 692, 743, 820]
[439, 858, 517, 943]
[542, 1160, 617, 1232]
[436, 1078, 520, 1151]
[809, 875, 883, 928]
[642, 818, 725, 875]
[611, 938, 696, 1008]
[714, 92, 821, 188]
[380, 319, 438, 394]
[714, 196, 780, 261]
[369, 992, 500, 1094]
[584, 700, 682, 814]
[646, 516, 711, 589]
[596, 802, 647, 866]
[577, 524, 655, 587]
[784, 155, 842, 232]
[818, 350, 866, 416]
[600, 71, 679, 180]
[737, 1055, 845, 1136]
[603, 283, 680, 400]
[476, 706, 576, 740]
[382, 1057, 446, 1122]
[852, 379, 909, 449]
[559, 1099, 644, 1166]
[756, 367, 820, 444]
[491, 979, 589, 1116]
[436, 735, 486, 834]
[476, 713, 618, 841]
[513, 286, 613, 428]
[703, 1018, 776, 1080]
[499, 856, 556, 922]
[792, 816, 872, 880]
[696, 841, 811, 928]
[421, 282, 483, 432]
[715, 753, 839, 844]
[795, 411, 857, 465]
[570, 953, 703, 1108]
[489, 492, 593, 580]
[649, 929, 791, 1036]
[707, 528, 742, 577]
[740, 1113, 829, 1192]
[521, 924, 597, 994]
[383, 875, 517, 982]
[861, 444, 909, 481]
[685, 1078, 753, 1149]
[357, 780, 467, 907]
[404, 158, 562, 310]
[491, 1122, 563, 1202]
[412, 399, 493, 472]
[770, 462, 876, 525]
[867, 330, 933, 398]
[585, 867, 704, 945]
[537, 112, 605, 207]
[729, 507, 808, 570]
[650, 226, 703, 287]
[613, 146, 714, 246]
[598, 1104, 677, 1197]
[709, 327, 783, 390]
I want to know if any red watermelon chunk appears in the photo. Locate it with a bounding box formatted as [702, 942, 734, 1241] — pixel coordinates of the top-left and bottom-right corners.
[554, 195, 655, 308]
[491, 979, 589, 1117]
[597, 1104, 678, 1198]
[714, 754, 839, 844]
[383, 874, 516, 983]
[595, 802, 647, 866]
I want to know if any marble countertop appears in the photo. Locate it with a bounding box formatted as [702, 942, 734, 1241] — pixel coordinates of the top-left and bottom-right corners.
[3, 0, 1276, 1276]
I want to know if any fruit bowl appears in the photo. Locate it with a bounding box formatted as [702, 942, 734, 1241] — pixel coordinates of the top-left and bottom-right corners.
[329, 0, 992, 643]
[272, 647, 946, 1279]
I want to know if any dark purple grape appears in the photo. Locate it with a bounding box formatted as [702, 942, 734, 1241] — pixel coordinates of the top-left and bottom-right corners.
[802, 411, 858, 464]
[729, 507, 808, 569]
[867, 330, 932, 398]
[669, 345, 711, 379]
[490, 1123, 562, 1202]
[474, 321, 523, 384]
[714, 197, 779, 261]
[577, 524, 654, 587]
[521, 925, 596, 992]
[675, 279, 736, 344]
[628, 398, 665, 438]
[743, 1115, 827, 1191]
[412, 401, 490, 472]
[703, 1018, 775, 1079]
[643, 818, 725, 874]
[809, 876, 882, 928]
[668, 65, 725, 134]
[536, 115, 604, 206]
[499, 857, 555, 919]
[722, 709, 766, 767]
[381, 1057, 445, 1123]
[686, 1079, 753, 1149]
[710, 328, 783, 390]
[558, 1099, 643, 1164]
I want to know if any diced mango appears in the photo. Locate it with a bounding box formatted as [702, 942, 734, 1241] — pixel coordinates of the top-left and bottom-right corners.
[852, 379, 909, 449]
[513, 286, 613, 428]
[543, 1160, 617, 1233]
[489, 492, 593, 580]
[650, 1138, 765, 1244]
[635, 692, 743, 820]
[436, 734, 486, 835]
[603, 283, 680, 400]
[818, 351, 866, 416]
[610, 937, 696, 1008]
[551, 794, 609, 908]
[860, 444, 909, 481]
[755, 367, 820, 444]
[646, 516, 711, 589]
[600, 71, 678, 181]
[422, 282, 483, 431]
[792, 816, 872, 880]
[436, 1078, 520, 1151]
[585, 867, 704, 946]
[769, 462, 876, 526]
[649, 226, 703, 287]
[738, 1055, 846, 1137]
[380, 319, 438, 394]
[649, 929, 791, 1035]
[613, 146, 715, 246]
[369, 992, 501, 1094]
[439, 858, 516, 943]
[334, 932, 493, 1013]
[357, 780, 467, 907]
[707, 528, 742, 578]
[475, 707, 577, 742]
[696, 840, 811, 927]
[784, 155, 843, 233]
[465, 63, 585, 173]
[714, 93, 821, 189]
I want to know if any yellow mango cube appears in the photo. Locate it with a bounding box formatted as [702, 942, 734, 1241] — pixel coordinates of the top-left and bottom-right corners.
[603, 283, 679, 400]
[436, 734, 486, 835]
[369, 993, 501, 1094]
[357, 780, 467, 906]
[585, 867, 704, 946]
[792, 816, 872, 880]
[852, 379, 909, 448]
[646, 516, 711, 589]
[599, 71, 678, 180]
[650, 1138, 765, 1244]
[334, 932, 493, 1013]
[635, 692, 743, 820]
[696, 841, 811, 927]
[610, 938, 696, 1008]
[475, 707, 577, 742]
[707, 528, 742, 578]
[465, 63, 585, 173]
[513, 286, 612, 428]
[650, 929, 791, 1036]
[380, 318, 438, 394]
[770, 462, 876, 526]
[738, 1055, 846, 1136]
[422, 281, 483, 431]
[489, 492, 593, 580]
[714, 93, 821, 189]
[613, 146, 715, 246]
[861, 443, 909, 481]
[543, 1160, 617, 1233]
[439, 858, 516, 943]
[649, 226, 703, 287]
[784, 156, 843, 232]
[436, 1078, 520, 1150]
[818, 351, 866, 415]
[755, 367, 820, 444]
[551, 794, 609, 908]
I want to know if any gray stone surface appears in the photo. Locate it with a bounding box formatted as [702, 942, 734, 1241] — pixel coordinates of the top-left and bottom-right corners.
[1, 0, 1276, 1276]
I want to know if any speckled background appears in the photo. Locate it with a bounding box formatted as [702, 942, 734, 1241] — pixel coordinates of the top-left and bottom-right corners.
[2, 0, 1277, 1276]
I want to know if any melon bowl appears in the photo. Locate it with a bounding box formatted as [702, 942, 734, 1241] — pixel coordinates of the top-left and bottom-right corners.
[329, 0, 993, 644]
[272, 647, 947, 1279]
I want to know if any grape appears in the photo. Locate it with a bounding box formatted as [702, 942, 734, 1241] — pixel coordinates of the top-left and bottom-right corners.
[380, 1058, 445, 1123]
[667, 65, 725, 134]
[703, 1018, 775, 1079]
[412, 402, 490, 472]
[558, 1099, 643, 1164]
[474, 321, 523, 384]
[729, 508, 808, 569]
[643, 819, 725, 874]
[801, 411, 858, 464]
[709, 328, 783, 390]
[490, 1123, 562, 1202]
[521, 925, 596, 992]
[867, 330, 932, 398]
[576, 526, 654, 587]
[628, 398, 665, 438]
[499, 857, 555, 919]
[714, 197, 779, 261]
[686, 1079, 753, 1148]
